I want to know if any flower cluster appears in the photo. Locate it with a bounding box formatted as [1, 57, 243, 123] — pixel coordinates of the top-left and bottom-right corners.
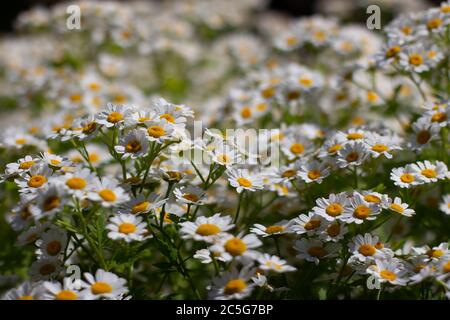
[0, 0, 449, 300]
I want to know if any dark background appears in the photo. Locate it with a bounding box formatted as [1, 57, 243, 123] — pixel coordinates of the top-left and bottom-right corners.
[0, 0, 442, 32]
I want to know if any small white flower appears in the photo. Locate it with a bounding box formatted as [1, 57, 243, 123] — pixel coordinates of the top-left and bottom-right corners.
[312, 192, 349, 222]
[439, 194, 450, 215]
[208, 267, 256, 300]
[114, 129, 149, 159]
[106, 214, 148, 243]
[81, 269, 128, 300]
[386, 197, 415, 217]
[88, 177, 129, 208]
[227, 168, 264, 193]
[410, 160, 449, 183]
[179, 213, 234, 243]
[173, 185, 205, 205]
[390, 165, 423, 188]
[341, 192, 381, 224]
[336, 141, 368, 168]
[294, 239, 341, 265]
[298, 160, 330, 184]
[257, 254, 296, 273]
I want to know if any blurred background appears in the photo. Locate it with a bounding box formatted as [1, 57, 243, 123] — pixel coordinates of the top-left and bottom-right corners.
[0, 0, 441, 33]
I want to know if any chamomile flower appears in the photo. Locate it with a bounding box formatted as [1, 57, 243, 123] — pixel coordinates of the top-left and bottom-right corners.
[342, 192, 381, 224]
[96, 103, 131, 128]
[348, 233, 384, 262]
[298, 160, 330, 184]
[81, 269, 128, 300]
[410, 117, 440, 150]
[118, 193, 167, 215]
[365, 133, 401, 159]
[144, 119, 175, 144]
[1, 281, 42, 300]
[88, 177, 129, 207]
[210, 233, 262, 262]
[173, 185, 205, 205]
[250, 220, 291, 237]
[257, 254, 296, 273]
[336, 141, 368, 168]
[39, 152, 71, 169]
[410, 160, 449, 183]
[398, 44, 430, 73]
[294, 239, 341, 265]
[313, 192, 349, 222]
[290, 212, 325, 235]
[227, 168, 264, 193]
[106, 214, 148, 243]
[16, 165, 53, 194]
[390, 165, 423, 188]
[179, 213, 234, 243]
[208, 267, 256, 300]
[41, 278, 84, 300]
[114, 128, 149, 159]
[4, 155, 40, 178]
[319, 222, 348, 242]
[387, 197, 416, 217]
[36, 228, 68, 258]
[30, 257, 62, 281]
[59, 167, 96, 198]
[29, 182, 67, 220]
[366, 258, 408, 286]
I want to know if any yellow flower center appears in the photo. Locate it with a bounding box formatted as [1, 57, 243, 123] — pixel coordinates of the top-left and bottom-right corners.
[50, 159, 61, 166]
[299, 77, 313, 86]
[353, 205, 371, 219]
[265, 225, 284, 234]
[358, 244, 376, 256]
[28, 175, 47, 188]
[286, 36, 298, 46]
[441, 5, 450, 13]
[217, 154, 230, 164]
[237, 177, 252, 188]
[281, 169, 297, 178]
[15, 138, 27, 145]
[402, 26, 412, 35]
[261, 87, 276, 99]
[442, 261, 450, 273]
[43, 196, 60, 212]
[183, 193, 200, 202]
[39, 263, 56, 276]
[125, 140, 142, 153]
[99, 189, 117, 202]
[367, 91, 378, 103]
[240, 107, 252, 119]
[196, 224, 221, 236]
[160, 113, 175, 123]
[386, 45, 401, 58]
[427, 18, 442, 30]
[307, 246, 327, 258]
[118, 223, 136, 234]
[89, 153, 100, 163]
[400, 173, 415, 183]
[91, 282, 113, 295]
[347, 132, 364, 140]
[364, 195, 381, 203]
[132, 201, 150, 214]
[147, 125, 166, 138]
[431, 112, 447, 122]
[46, 240, 62, 256]
[421, 169, 437, 178]
[17, 296, 34, 300]
[66, 177, 87, 190]
[327, 224, 340, 237]
[371, 144, 388, 153]
[19, 161, 35, 170]
[427, 249, 444, 258]
[307, 170, 321, 180]
[88, 82, 101, 91]
[82, 122, 97, 134]
[380, 270, 397, 281]
[390, 203, 404, 213]
[55, 290, 78, 300]
[326, 203, 343, 217]
[290, 143, 305, 155]
[304, 219, 321, 230]
[225, 237, 247, 256]
[416, 130, 431, 144]
[107, 111, 123, 123]
[345, 152, 359, 163]
[409, 53, 423, 66]
[224, 279, 247, 295]
[327, 144, 342, 154]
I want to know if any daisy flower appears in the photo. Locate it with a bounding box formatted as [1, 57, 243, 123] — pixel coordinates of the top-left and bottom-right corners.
[410, 160, 448, 183]
[298, 160, 330, 184]
[96, 103, 131, 128]
[439, 194, 450, 215]
[37, 227, 68, 258]
[173, 185, 205, 205]
[290, 212, 325, 235]
[88, 177, 129, 208]
[361, 190, 390, 208]
[367, 258, 408, 286]
[348, 233, 384, 262]
[29, 182, 67, 220]
[179, 213, 234, 243]
[390, 165, 423, 188]
[1, 281, 42, 300]
[341, 192, 381, 224]
[145, 119, 175, 144]
[319, 222, 348, 242]
[386, 197, 416, 217]
[336, 141, 368, 168]
[398, 44, 430, 73]
[4, 155, 40, 178]
[312, 192, 349, 222]
[41, 278, 84, 300]
[39, 152, 71, 169]
[410, 117, 440, 150]
[59, 167, 96, 198]
[208, 267, 256, 300]
[118, 193, 167, 215]
[81, 269, 128, 300]
[227, 168, 264, 193]
[294, 239, 341, 265]
[250, 220, 291, 237]
[257, 254, 296, 273]
[114, 128, 149, 159]
[70, 115, 100, 140]
[15, 165, 53, 194]
[106, 214, 148, 243]
[365, 133, 401, 159]
[30, 257, 63, 281]
[210, 233, 262, 262]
